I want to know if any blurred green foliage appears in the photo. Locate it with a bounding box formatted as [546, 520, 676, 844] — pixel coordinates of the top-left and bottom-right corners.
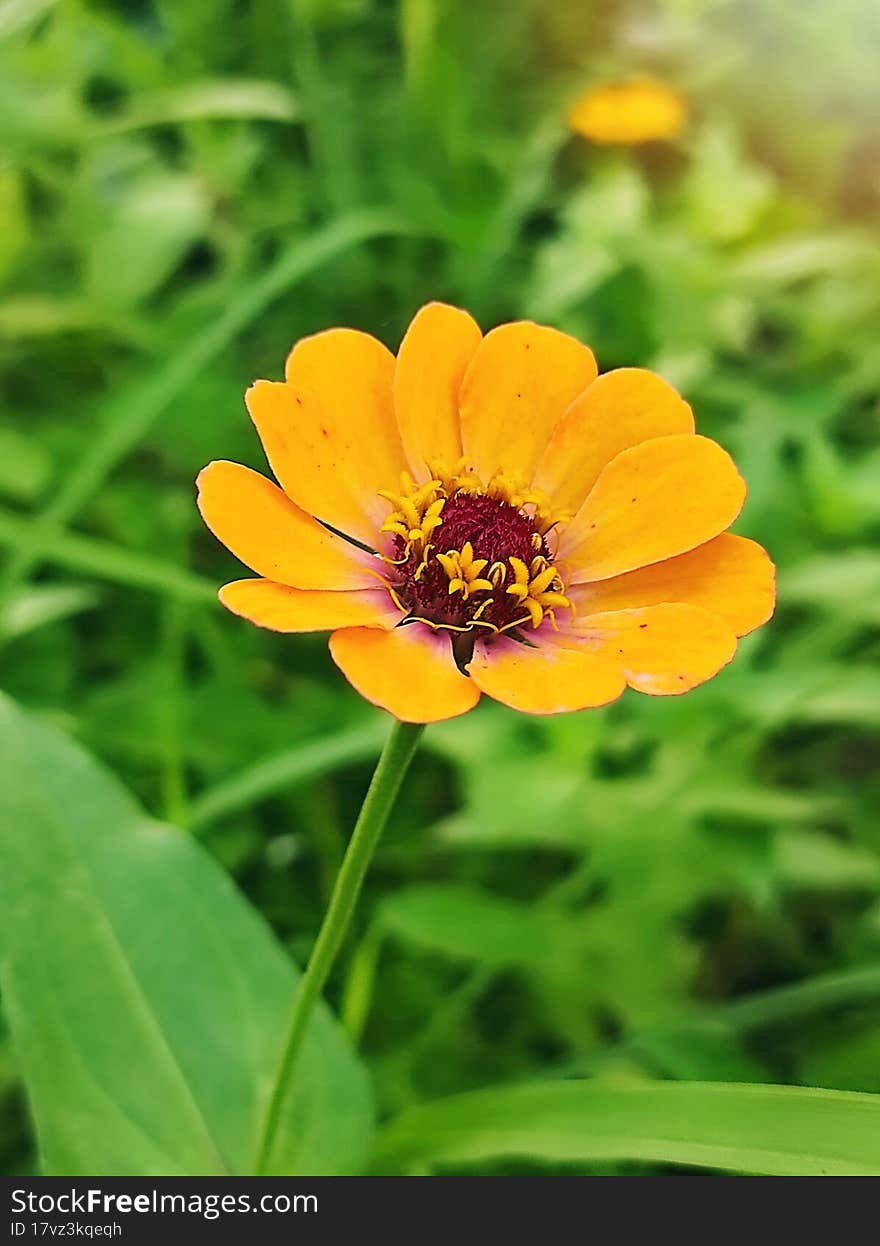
[1, 0, 879, 1175]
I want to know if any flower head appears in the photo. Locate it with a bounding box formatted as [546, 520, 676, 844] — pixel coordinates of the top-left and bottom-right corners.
[568, 78, 687, 145]
[197, 303, 774, 723]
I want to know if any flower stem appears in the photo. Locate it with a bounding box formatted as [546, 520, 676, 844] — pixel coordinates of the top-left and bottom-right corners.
[252, 717, 425, 1174]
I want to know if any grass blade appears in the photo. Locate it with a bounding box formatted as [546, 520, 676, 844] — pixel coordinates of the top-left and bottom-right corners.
[375, 1079, 880, 1176]
[0, 210, 411, 598]
[188, 722, 388, 831]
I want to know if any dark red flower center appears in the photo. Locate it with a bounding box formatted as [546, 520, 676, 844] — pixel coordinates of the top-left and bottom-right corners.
[432, 492, 544, 565]
[377, 465, 573, 671]
[389, 492, 550, 635]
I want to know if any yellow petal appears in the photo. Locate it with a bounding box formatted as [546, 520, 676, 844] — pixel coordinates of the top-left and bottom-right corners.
[394, 302, 482, 478]
[568, 79, 687, 145]
[246, 327, 405, 547]
[468, 636, 624, 715]
[534, 368, 694, 515]
[459, 321, 598, 482]
[219, 579, 398, 632]
[564, 603, 737, 695]
[562, 434, 746, 582]
[197, 460, 376, 590]
[329, 625, 480, 723]
[570, 533, 775, 637]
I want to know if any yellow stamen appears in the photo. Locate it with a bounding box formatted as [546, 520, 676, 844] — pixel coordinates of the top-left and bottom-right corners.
[436, 542, 494, 600]
[379, 473, 446, 556]
[503, 555, 574, 629]
[377, 459, 574, 633]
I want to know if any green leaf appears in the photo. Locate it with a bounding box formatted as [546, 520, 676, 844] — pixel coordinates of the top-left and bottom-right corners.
[380, 883, 560, 970]
[0, 0, 59, 43]
[720, 966, 880, 1032]
[0, 506, 217, 603]
[776, 828, 880, 893]
[796, 671, 880, 728]
[0, 296, 95, 341]
[94, 79, 299, 136]
[375, 1080, 880, 1175]
[800, 1026, 880, 1094]
[0, 692, 372, 1175]
[1, 209, 411, 597]
[188, 722, 386, 831]
[85, 173, 210, 309]
[0, 583, 98, 640]
[781, 551, 880, 616]
[631, 1025, 772, 1084]
[0, 427, 52, 503]
[683, 121, 774, 242]
[0, 164, 28, 281]
[730, 232, 873, 286]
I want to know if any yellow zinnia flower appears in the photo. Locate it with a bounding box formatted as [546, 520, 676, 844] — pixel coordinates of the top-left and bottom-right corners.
[568, 78, 687, 145]
[197, 302, 774, 723]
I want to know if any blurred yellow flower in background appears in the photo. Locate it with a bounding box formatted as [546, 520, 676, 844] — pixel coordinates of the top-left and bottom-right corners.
[569, 78, 687, 145]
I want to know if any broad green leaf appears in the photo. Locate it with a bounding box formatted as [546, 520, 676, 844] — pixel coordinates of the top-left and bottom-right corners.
[0, 693, 372, 1175]
[375, 1080, 880, 1176]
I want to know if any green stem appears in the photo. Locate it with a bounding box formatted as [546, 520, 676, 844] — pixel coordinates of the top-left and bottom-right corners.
[252, 717, 425, 1175]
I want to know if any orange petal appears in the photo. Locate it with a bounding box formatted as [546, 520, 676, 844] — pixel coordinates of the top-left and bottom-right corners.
[246, 327, 405, 548]
[459, 321, 598, 482]
[562, 434, 746, 582]
[468, 636, 624, 715]
[570, 533, 775, 637]
[197, 460, 375, 590]
[394, 302, 482, 478]
[329, 625, 480, 723]
[219, 579, 399, 632]
[534, 368, 694, 515]
[564, 603, 737, 695]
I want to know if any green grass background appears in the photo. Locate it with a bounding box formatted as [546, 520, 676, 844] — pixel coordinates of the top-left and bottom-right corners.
[1, 0, 879, 1174]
